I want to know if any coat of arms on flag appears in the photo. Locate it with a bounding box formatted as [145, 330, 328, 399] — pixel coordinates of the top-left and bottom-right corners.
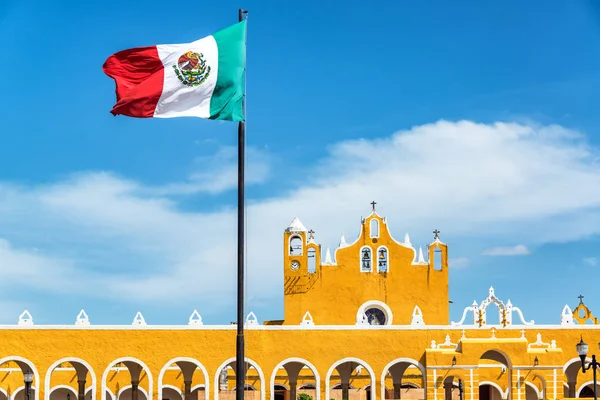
[173, 51, 211, 87]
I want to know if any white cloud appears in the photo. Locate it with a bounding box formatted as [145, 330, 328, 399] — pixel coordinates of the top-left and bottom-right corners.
[1, 120, 600, 316]
[482, 245, 530, 256]
[583, 257, 598, 266]
[448, 257, 470, 268]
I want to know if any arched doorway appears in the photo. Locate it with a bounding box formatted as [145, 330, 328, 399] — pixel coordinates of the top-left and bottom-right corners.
[479, 383, 503, 400]
[0, 358, 40, 400]
[101, 358, 152, 400]
[158, 358, 208, 400]
[12, 387, 37, 400]
[524, 382, 540, 400]
[215, 358, 264, 400]
[563, 357, 587, 398]
[381, 359, 425, 400]
[578, 383, 599, 398]
[46, 359, 95, 400]
[478, 350, 510, 400]
[326, 359, 375, 400]
[270, 359, 319, 400]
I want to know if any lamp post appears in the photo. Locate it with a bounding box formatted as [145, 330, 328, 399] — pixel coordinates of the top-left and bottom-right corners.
[576, 337, 600, 400]
[458, 379, 464, 400]
[23, 370, 33, 400]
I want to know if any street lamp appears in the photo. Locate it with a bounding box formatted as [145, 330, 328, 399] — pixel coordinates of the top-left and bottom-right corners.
[576, 337, 600, 400]
[458, 378, 464, 400]
[23, 370, 33, 400]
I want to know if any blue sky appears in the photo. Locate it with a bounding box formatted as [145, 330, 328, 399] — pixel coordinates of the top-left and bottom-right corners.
[1, 0, 600, 327]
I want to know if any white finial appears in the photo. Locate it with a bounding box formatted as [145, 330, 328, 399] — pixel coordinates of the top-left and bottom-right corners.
[561, 305, 574, 326]
[324, 248, 333, 265]
[418, 247, 425, 263]
[189, 310, 203, 326]
[404, 233, 412, 246]
[410, 306, 425, 326]
[285, 217, 307, 233]
[245, 311, 259, 326]
[339, 233, 348, 248]
[75, 309, 90, 326]
[300, 311, 315, 327]
[18, 310, 33, 326]
[132, 311, 147, 326]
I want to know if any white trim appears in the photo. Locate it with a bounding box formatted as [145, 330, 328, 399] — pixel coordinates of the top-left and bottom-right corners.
[158, 357, 209, 400]
[98, 389, 115, 400]
[161, 385, 183, 400]
[101, 357, 153, 400]
[359, 246, 373, 273]
[117, 385, 149, 400]
[376, 246, 389, 273]
[11, 386, 37, 400]
[45, 358, 97, 400]
[479, 382, 507, 400]
[0, 388, 8, 400]
[213, 358, 265, 400]
[356, 300, 393, 326]
[48, 385, 78, 399]
[325, 358, 375, 400]
[190, 385, 206, 393]
[369, 219, 380, 239]
[289, 235, 304, 256]
[0, 357, 40, 400]
[269, 358, 320, 400]
[272, 384, 289, 391]
[563, 356, 592, 374]
[380, 358, 426, 400]
[577, 381, 600, 397]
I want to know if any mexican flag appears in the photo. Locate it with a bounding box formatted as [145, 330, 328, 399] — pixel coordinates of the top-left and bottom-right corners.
[103, 21, 246, 121]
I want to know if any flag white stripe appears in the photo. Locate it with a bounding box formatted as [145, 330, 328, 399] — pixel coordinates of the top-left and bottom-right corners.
[154, 36, 219, 118]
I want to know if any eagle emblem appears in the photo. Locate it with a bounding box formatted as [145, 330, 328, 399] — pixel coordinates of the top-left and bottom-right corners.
[172, 51, 211, 86]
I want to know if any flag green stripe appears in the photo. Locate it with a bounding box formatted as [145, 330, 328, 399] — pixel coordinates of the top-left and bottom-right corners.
[209, 21, 246, 122]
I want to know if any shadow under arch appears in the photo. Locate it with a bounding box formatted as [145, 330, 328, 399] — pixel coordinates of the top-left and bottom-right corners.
[157, 357, 209, 400]
[269, 358, 320, 400]
[0, 357, 41, 400]
[101, 357, 153, 400]
[45, 357, 97, 400]
[325, 357, 376, 400]
[213, 357, 265, 400]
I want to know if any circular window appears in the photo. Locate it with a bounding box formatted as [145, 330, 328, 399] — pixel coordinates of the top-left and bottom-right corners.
[365, 308, 386, 325]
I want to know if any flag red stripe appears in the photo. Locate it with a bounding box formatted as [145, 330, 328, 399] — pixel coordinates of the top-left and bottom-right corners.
[102, 46, 164, 118]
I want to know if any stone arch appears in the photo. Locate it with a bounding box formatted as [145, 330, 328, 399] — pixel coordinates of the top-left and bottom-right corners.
[269, 358, 320, 400]
[213, 358, 265, 400]
[563, 356, 591, 398]
[11, 387, 37, 400]
[158, 357, 209, 400]
[524, 382, 540, 400]
[325, 358, 376, 400]
[0, 388, 8, 400]
[0, 357, 41, 400]
[479, 381, 506, 400]
[48, 386, 77, 400]
[380, 358, 425, 400]
[479, 350, 511, 399]
[45, 358, 97, 400]
[160, 385, 182, 400]
[577, 381, 599, 398]
[117, 385, 149, 400]
[101, 357, 153, 400]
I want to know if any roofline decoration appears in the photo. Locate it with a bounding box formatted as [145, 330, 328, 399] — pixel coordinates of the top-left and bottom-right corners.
[451, 287, 534, 328]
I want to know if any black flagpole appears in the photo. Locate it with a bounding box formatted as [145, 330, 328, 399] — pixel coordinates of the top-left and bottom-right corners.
[236, 8, 247, 400]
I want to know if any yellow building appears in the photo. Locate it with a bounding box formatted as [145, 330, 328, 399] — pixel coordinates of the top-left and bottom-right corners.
[0, 206, 598, 400]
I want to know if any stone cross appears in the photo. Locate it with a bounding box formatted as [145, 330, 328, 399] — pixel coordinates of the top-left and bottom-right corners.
[371, 201, 377, 211]
[433, 229, 440, 239]
[308, 229, 315, 240]
[578, 294, 584, 304]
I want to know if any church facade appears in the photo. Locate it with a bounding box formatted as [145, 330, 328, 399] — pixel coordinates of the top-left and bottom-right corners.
[0, 207, 598, 400]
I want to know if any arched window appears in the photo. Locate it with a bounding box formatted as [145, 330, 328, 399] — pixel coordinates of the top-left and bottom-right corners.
[289, 235, 303, 256]
[307, 247, 317, 273]
[370, 219, 379, 238]
[361, 247, 372, 272]
[365, 308, 386, 325]
[377, 247, 388, 272]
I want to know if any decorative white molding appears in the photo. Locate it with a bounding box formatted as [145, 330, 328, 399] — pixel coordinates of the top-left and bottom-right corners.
[323, 248, 333, 265]
[300, 312, 314, 327]
[528, 333, 557, 349]
[452, 286, 534, 327]
[560, 305, 574, 326]
[132, 312, 147, 326]
[286, 217, 307, 233]
[356, 312, 369, 326]
[75, 309, 90, 326]
[356, 300, 393, 326]
[404, 233, 412, 246]
[339, 233, 348, 248]
[410, 306, 425, 327]
[188, 310, 203, 326]
[431, 334, 457, 350]
[245, 312, 259, 327]
[18, 310, 33, 326]
[414, 247, 427, 265]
